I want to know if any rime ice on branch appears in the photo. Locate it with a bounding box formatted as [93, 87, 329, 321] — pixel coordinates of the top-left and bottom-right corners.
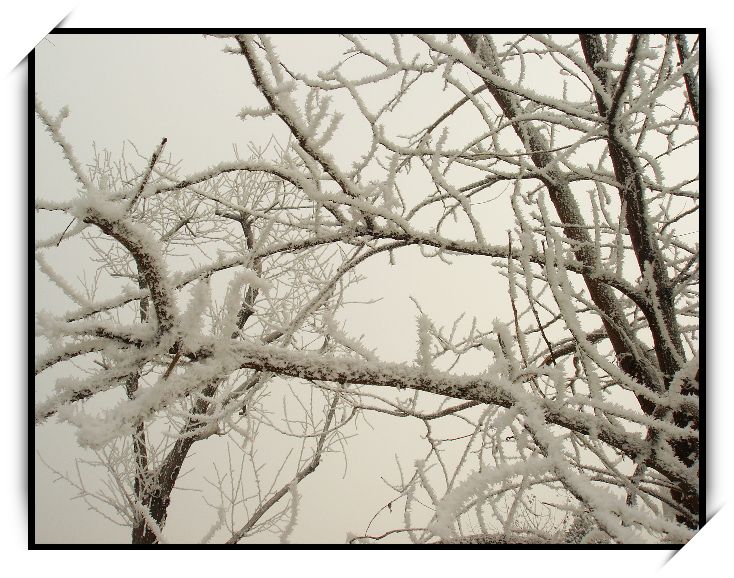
[35, 33, 699, 544]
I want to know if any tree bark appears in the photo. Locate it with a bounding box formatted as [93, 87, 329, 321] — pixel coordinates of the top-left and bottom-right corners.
[463, 33, 697, 528]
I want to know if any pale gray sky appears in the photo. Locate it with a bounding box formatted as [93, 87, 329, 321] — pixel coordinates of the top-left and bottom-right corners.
[33, 32, 705, 558]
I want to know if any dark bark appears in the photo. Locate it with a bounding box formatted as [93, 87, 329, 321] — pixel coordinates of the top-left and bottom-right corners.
[131, 386, 215, 544]
[463, 33, 697, 528]
[129, 213, 263, 543]
[83, 210, 174, 336]
[674, 34, 700, 124]
[461, 34, 661, 401]
[579, 33, 697, 528]
[580, 34, 685, 386]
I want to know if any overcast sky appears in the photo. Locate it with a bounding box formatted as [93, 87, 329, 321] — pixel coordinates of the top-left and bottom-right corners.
[18, 18, 734, 578]
[30, 33, 715, 578]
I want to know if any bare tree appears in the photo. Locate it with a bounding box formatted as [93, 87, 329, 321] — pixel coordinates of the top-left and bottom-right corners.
[35, 33, 699, 544]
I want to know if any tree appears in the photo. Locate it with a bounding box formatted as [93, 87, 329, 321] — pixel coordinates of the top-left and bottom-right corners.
[35, 33, 700, 545]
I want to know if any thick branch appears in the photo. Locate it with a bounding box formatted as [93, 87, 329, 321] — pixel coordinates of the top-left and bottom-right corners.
[674, 34, 699, 124]
[461, 34, 662, 401]
[220, 341, 696, 496]
[579, 34, 685, 386]
[81, 207, 175, 336]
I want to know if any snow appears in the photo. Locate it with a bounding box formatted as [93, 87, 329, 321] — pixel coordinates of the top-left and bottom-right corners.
[34, 33, 699, 545]
[416, 314, 433, 371]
